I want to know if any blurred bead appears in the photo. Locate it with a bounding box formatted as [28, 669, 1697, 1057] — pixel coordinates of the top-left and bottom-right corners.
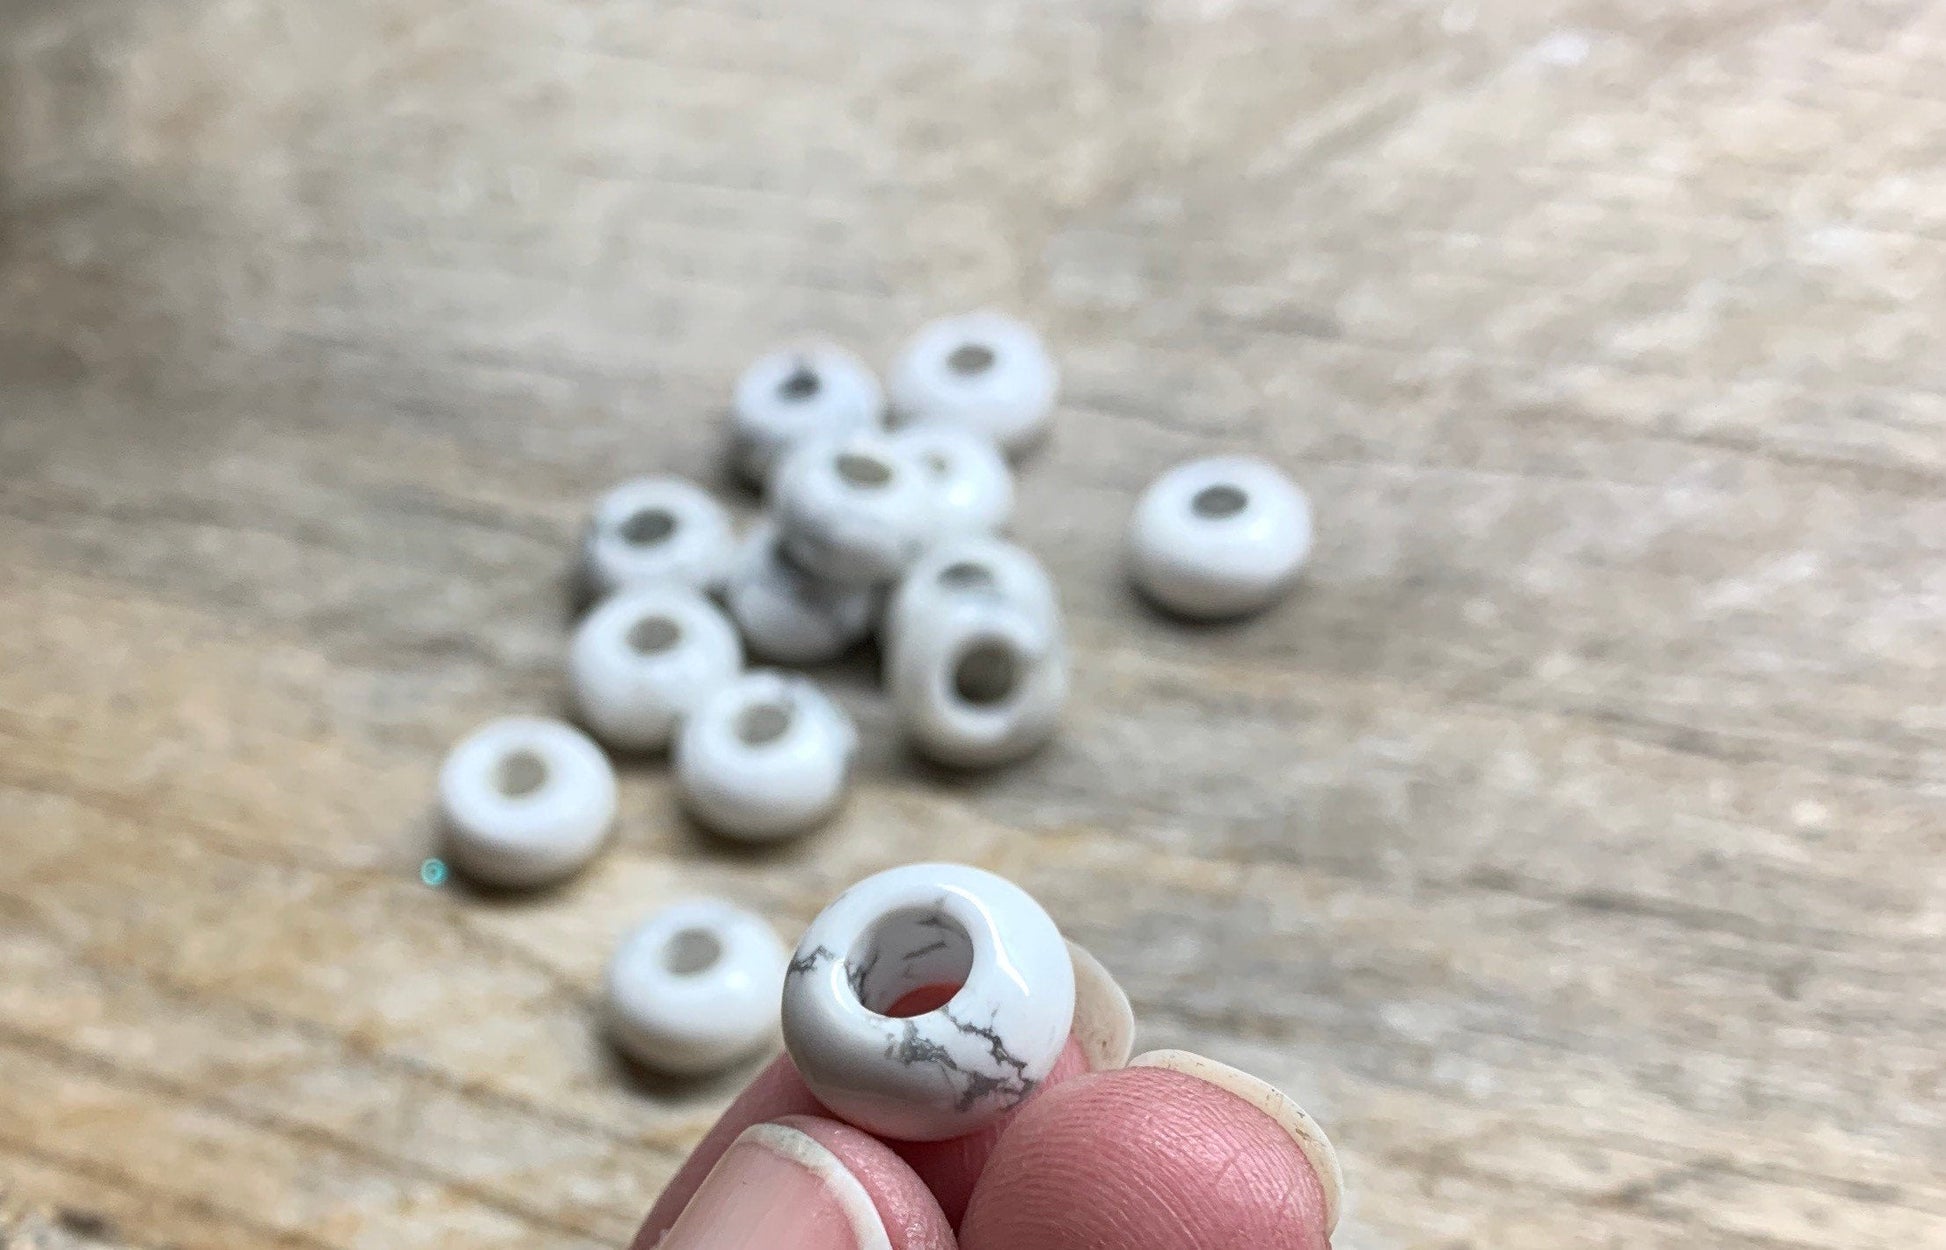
[581, 477, 736, 600]
[605, 899, 789, 1076]
[438, 717, 615, 888]
[731, 343, 885, 487]
[883, 535, 1060, 657]
[772, 433, 940, 586]
[568, 585, 742, 753]
[890, 422, 1014, 538]
[888, 596, 1067, 769]
[1127, 455, 1312, 620]
[721, 522, 876, 664]
[675, 671, 857, 841]
[888, 312, 1058, 457]
[782, 862, 1076, 1142]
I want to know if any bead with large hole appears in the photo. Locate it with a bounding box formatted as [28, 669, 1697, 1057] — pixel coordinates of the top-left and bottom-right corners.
[674, 671, 858, 841]
[781, 862, 1076, 1141]
[581, 477, 737, 601]
[888, 312, 1059, 457]
[888, 595, 1067, 769]
[605, 899, 790, 1076]
[438, 716, 617, 887]
[569, 585, 743, 752]
[1127, 455, 1313, 620]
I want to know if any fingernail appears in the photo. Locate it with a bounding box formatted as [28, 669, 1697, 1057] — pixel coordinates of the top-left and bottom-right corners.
[657, 1122, 890, 1250]
[1129, 1049, 1344, 1233]
[1066, 939, 1135, 1071]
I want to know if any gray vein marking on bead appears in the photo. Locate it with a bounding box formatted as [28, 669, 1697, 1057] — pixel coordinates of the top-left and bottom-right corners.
[846, 947, 881, 1001]
[881, 1004, 1039, 1114]
[902, 939, 951, 962]
[788, 945, 837, 977]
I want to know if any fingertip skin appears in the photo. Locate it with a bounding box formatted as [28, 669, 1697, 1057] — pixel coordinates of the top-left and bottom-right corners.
[633, 1055, 827, 1247]
[775, 1117, 958, 1250]
[959, 1067, 1334, 1250]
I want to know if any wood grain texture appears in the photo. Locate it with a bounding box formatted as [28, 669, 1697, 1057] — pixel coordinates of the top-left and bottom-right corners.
[3, 1, 1943, 1247]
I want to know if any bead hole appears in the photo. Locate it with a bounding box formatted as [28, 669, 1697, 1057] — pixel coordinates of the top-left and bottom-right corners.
[847, 907, 975, 1017]
[1191, 484, 1248, 519]
[835, 452, 893, 489]
[664, 927, 724, 976]
[626, 614, 683, 656]
[947, 343, 996, 376]
[735, 700, 795, 747]
[495, 748, 549, 798]
[952, 639, 1021, 707]
[620, 507, 677, 545]
[938, 561, 996, 591]
[778, 365, 822, 401]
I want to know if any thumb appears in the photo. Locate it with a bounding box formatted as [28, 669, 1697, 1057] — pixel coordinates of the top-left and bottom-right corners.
[646, 1116, 954, 1250]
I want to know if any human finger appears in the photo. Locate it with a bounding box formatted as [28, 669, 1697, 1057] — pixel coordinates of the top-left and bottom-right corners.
[958, 1050, 1343, 1250]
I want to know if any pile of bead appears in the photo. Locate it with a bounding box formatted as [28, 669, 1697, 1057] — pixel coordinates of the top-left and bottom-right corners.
[427, 311, 1317, 1078]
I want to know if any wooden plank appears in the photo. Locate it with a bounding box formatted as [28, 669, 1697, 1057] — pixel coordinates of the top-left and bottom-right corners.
[3, 1, 1943, 1247]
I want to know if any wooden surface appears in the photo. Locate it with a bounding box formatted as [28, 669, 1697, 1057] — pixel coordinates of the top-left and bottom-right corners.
[3, 2, 1944, 1247]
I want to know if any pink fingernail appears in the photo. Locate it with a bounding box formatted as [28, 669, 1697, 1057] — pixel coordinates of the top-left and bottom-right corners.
[657, 1123, 890, 1250]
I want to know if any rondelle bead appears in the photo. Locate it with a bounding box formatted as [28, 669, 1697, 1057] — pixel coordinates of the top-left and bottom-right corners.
[675, 670, 858, 841]
[568, 585, 742, 753]
[1127, 455, 1313, 620]
[438, 717, 616, 888]
[889, 423, 1015, 538]
[771, 433, 940, 586]
[887, 597, 1068, 769]
[781, 862, 1076, 1142]
[888, 312, 1059, 457]
[605, 899, 790, 1076]
[730, 343, 885, 487]
[580, 476, 736, 601]
[883, 535, 1061, 656]
[721, 523, 876, 665]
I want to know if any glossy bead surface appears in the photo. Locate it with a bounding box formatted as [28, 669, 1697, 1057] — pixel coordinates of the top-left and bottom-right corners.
[731, 344, 885, 487]
[772, 433, 939, 586]
[568, 585, 742, 752]
[888, 597, 1068, 769]
[581, 477, 736, 600]
[675, 671, 858, 841]
[721, 523, 876, 665]
[781, 862, 1076, 1142]
[605, 899, 790, 1076]
[888, 312, 1059, 457]
[883, 536, 1060, 655]
[438, 717, 616, 888]
[889, 423, 1014, 538]
[1127, 455, 1313, 620]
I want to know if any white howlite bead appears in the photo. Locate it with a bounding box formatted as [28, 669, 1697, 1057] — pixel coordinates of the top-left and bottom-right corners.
[721, 523, 876, 664]
[889, 423, 1015, 538]
[771, 433, 940, 586]
[675, 671, 858, 841]
[1127, 455, 1314, 620]
[888, 597, 1068, 769]
[438, 717, 616, 888]
[605, 899, 790, 1076]
[883, 536, 1061, 657]
[581, 477, 736, 600]
[568, 586, 743, 753]
[888, 312, 1059, 457]
[730, 344, 885, 486]
[781, 862, 1077, 1142]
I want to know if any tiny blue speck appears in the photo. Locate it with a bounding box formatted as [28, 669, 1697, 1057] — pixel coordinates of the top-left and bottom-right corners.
[420, 858, 448, 887]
